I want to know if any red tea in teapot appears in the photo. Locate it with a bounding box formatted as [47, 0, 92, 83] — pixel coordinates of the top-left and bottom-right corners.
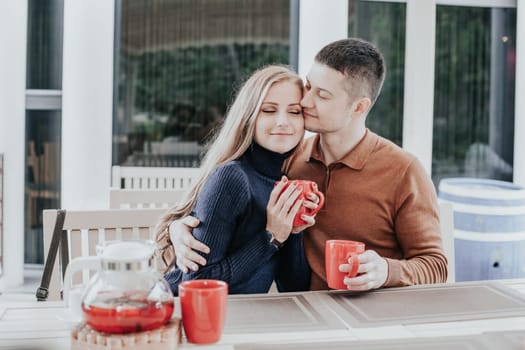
[82, 291, 174, 334]
[74, 241, 175, 334]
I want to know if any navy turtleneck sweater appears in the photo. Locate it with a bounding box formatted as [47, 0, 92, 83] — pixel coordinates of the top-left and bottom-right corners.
[165, 142, 310, 295]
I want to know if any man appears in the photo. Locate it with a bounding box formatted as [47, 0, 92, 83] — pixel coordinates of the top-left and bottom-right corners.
[169, 38, 447, 291]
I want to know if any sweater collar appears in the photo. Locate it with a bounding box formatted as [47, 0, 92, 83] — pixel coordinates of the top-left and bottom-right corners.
[304, 129, 378, 170]
[242, 142, 291, 179]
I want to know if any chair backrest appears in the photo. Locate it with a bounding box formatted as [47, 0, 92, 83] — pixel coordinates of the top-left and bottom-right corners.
[109, 188, 187, 209]
[150, 140, 204, 155]
[111, 165, 200, 190]
[438, 201, 455, 283]
[42, 208, 166, 301]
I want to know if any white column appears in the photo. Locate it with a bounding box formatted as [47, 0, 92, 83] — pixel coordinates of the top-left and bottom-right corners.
[514, 1, 525, 186]
[0, 0, 28, 289]
[298, 0, 348, 138]
[298, 0, 348, 78]
[61, 0, 114, 209]
[402, 0, 436, 175]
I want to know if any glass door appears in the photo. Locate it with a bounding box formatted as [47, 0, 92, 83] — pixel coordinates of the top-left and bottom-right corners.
[24, 0, 63, 264]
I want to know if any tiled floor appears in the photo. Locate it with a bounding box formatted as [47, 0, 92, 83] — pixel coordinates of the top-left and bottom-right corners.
[0, 265, 42, 302]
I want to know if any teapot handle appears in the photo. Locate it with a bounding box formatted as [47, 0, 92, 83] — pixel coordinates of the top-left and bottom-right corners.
[63, 256, 100, 307]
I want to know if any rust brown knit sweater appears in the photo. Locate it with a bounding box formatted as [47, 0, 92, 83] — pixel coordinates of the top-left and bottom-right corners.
[284, 130, 448, 290]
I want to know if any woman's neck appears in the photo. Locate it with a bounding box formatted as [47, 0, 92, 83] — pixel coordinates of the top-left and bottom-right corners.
[243, 142, 291, 179]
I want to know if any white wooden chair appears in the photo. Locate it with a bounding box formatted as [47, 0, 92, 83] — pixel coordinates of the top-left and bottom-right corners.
[111, 165, 200, 190]
[109, 188, 187, 209]
[439, 201, 455, 283]
[42, 208, 166, 301]
[150, 140, 204, 155]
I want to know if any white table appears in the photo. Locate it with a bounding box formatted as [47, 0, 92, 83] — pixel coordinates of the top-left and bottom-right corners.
[1, 279, 525, 349]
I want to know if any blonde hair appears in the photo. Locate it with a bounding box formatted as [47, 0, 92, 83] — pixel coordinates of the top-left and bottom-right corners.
[156, 65, 303, 271]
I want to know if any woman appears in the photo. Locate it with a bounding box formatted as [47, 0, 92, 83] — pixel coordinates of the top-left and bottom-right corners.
[156, 65, 312, 294]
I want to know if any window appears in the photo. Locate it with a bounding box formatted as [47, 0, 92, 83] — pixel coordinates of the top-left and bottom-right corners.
[114, 0, 295, 167]
[26, 0, 63, 90]
[432, 5, 516, 184]
[25, 0, 63, 264]
[25, 111, 61, 264]
[348, 0, 406, 146]
[0, 154, 3, 276]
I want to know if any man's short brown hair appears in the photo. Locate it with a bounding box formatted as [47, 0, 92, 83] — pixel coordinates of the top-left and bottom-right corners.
[315, 38, 386, 103]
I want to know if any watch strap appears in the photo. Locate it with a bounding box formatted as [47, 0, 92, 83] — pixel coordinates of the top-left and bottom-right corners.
[267, 231, 284, 249]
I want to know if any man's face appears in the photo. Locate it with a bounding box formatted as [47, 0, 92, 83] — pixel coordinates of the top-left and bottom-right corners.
[301, 62, 355, 134]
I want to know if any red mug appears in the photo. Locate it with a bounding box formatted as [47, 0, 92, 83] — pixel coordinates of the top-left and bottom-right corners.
[325, 240, 365, 290]
[179, 280, 228, 344]
[275, 179, 325, 226]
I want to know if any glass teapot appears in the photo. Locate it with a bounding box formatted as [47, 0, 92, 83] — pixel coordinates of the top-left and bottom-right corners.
[63, 240, 174, 334]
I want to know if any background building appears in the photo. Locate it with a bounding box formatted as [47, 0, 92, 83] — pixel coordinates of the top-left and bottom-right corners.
[0, 0, 524, 289]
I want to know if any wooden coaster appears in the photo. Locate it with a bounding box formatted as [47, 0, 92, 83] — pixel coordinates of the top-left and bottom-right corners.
[71, 318, 181, 350]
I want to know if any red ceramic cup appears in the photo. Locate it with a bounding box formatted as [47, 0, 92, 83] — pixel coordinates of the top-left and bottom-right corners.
[179, 280, 228, 344]
[325, 240, 365, 290]
[275, 179, 325, 226]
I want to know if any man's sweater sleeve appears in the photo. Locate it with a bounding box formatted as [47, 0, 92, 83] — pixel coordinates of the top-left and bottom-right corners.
[169, 165, 277, 290]
[384, 159, 448, 286]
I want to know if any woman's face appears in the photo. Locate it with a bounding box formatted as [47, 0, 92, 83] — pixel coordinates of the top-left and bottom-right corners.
[254, 80, 304, 154]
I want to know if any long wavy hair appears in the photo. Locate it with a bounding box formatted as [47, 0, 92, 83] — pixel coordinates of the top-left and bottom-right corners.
[156, 65, 304, 272]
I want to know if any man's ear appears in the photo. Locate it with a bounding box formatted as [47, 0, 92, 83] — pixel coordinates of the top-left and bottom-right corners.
[352, 97, 372, 117]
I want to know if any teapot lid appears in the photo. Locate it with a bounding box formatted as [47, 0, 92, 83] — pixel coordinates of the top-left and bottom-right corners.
[97, 240, 156, 271]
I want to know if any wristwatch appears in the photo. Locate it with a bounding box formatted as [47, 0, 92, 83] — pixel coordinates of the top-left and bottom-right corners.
[268, 231, 284, 249]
